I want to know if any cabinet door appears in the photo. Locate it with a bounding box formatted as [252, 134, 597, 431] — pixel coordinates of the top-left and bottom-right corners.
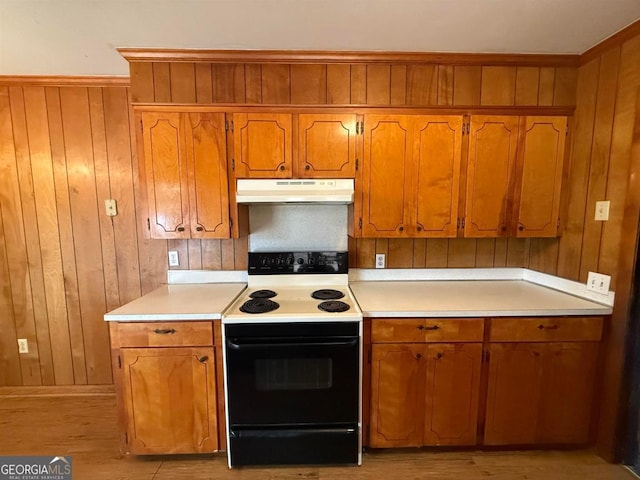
[121, 347, 218, 454]
[465, 116, 519, 237]
[412, 116, 463, 237]
[536, 342, 598, 443]
[233, 113, 292, 178]
[298, 114, 358, 178]
[512, 116, 567, 237]
[141, 112, 190, 239]
[484, 343, 543, 445]
[423, 343, 482, 446]
[370, 344, 426, 447]
[361, 115, 412, 237]
[184, 113, 231, 238]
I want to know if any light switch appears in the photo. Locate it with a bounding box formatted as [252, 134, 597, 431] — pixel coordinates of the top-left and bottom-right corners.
[105, 199, 117, 217]
[594, 201, 610, 221]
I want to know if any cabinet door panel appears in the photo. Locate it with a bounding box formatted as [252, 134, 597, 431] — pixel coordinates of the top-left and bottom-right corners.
[233, 113, 292, 178]
[298, 114, 358, 178]
[185, 113, 231, 238]
[537, 342, 598, 443]
[423, 343, 482, 446]
[361, 115, 411, 237]
[465, 116, 519, 237]
[142, 112, 190, 238]
[413, 116, 463, 237]
[122, 347, 218, 454]
[484, 343, 543, 445]
[370, 344, 426, 447]
[513, 116, 567, 237]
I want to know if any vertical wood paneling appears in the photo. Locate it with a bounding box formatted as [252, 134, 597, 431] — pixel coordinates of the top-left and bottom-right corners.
[453, 66, 482, 105]
[152, 63, 171, 102]
[425, 239, 448, 268]
[202, 239, 222, 270]
[220, 239, 235, 270]
[553, 67, 579, 106]
[366, 65, 391, 105]
[538, 68, 556, 106]
[494, 239, 508, 267]
[506, 238, 530, 267]
[412, 239, 426, 267]
[129, 62, 154, 103]
[194, 64, 213, 103]
[212, 64, 244, 103]
[245, 64, 262, 103]
[406, 65, 438, 105]
[326, 64, 351, 104]
[350, 65, 367, 104]
[528, 238, 559, 275]
[261, 65, 291, 104]
[447, 239, 477, 267]
[515, 67, 540, 105]
[387, 239, 413, 268]
[170, 63, 196, 103]
[438, 66, 454, 106]
[357, 238, 376, 268]
[475, 239, 496, 267]
[234, 236, 248, 270]
[290, 65, 327, 104]
[481, 66, 517, 105]
[390, 65, 407, 105]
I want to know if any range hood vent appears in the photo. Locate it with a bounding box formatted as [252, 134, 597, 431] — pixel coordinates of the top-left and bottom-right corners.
[236, 179, 354, 204]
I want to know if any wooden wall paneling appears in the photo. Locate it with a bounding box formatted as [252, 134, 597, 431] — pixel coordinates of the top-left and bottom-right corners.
[375, 239, 389, 264]
[599, 36, 640, 289]
[0, 203, 22, 385]
[194, 64, 213, 103]
[357, 238, 376, 268]
[290, 65, 327, 104]
[233, 236, 248, 270]
[493, 238, 508, 267]
[22, 86, 76, 385]
[220, 239, 235, 270]
[406, 65, 438, 105]
[515, 67, 540, 106]
[188, 240, 203, 269]
[480, 67, 517, 106]
[244, 64, 262, 103]
[387, 239, 414, 268]
[553, 67, 579, 106]
[326, 64, 351, 104]
[261, 65, 291, 104]
[412, 238, 427, 267]
[170, 63, 196, 103]
[212, 64, 245, 103]
[453, 66, 482, 105]
[168, 238, 189, 270]
[578, 48, 620, 283]
[129, 62, 154, 103]
[102, 88, 143, 305]
[425, 239, 448, 267]
[506, 238, 530, 267]
[152, 63, 171, 102]
[438, 66, 455, 106]
[447, 239, 477, 267]
[350, 65, 367, 104]
[88, 88, 121, 314]
[528, 239, 560, 275]
[556, 59, 600, 281]
[8, 86, 54, 385]
[366, 64, 391, 105]
[390, 65, 407, 105]
[348, 236, 357, 268]
[45, 87, 88, 384]
[58, 87, 112, 384]
[538, 68, 556, 106]
[201, 240, 222, 270]
[475, 239, 496, 267]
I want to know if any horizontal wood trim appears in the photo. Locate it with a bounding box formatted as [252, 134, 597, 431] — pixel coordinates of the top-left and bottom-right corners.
[0, 385, 115, 396]
[0, 76, 130, 86]
[580, 19, 640, 64]
[118, 49, 580, 67]
[132, 104, 575, 116]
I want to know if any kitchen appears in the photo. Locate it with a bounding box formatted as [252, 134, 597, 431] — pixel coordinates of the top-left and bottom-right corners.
[1, 1, 640, 478]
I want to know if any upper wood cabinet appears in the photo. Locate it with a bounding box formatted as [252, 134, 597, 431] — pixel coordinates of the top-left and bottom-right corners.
[141, 111, 231, 239]
[233, 113, 292, 178]
[464, 115, 567, 238]
[359, 115, 463, 238]
[297, 114, 359, 178]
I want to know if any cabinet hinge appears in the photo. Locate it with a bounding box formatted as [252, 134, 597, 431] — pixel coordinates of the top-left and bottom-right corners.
[124, 432, 128, 444]
[359, 218, 362, 229]
[360, 121, 364, 134]
[231, 120, 234, 132]
[355, 122, 359, 135]
[225, 120, 229, 131]
[557, 218, 561, 229]
[117, 355, 121, 369]
[139, 119, 143, 132]
[483, 350, 490, 362]
[355, 158, 359, 171]
[461, 217, 465, 229]
[229, 218, 233, 229]
[231, 158, 235, 170]
[146, 218, 150, 230]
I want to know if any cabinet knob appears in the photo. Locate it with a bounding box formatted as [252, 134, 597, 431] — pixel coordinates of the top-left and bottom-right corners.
[518, 225, 525, 231]
[415, 353, 422, 360]
[198, 356, 209, 363]
[398, 226, 404, 232]
[177, 226, 185, 232]
[196, 226, 204, 231]
[154, 328, 176, 335]
[305, 165, 310, 171]
[436, 352, 444, 360]
[416, 226, 422, 232]
[501, 226, 507, 231]
[279, 165, 285, 171]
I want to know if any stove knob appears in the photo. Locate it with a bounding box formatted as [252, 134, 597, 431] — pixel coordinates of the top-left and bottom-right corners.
[297, 258, 304, 265]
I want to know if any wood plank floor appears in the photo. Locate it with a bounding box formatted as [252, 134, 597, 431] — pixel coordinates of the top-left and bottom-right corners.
[0, 394, 635, 480]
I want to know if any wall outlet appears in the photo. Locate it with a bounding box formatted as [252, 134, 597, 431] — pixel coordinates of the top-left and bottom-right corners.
[104, 199, 117, 217]
[375, 253, 386, 269]
[595, 201, 610, 221]
[17, 338, 28, 354]
[586, 271, 611, 294]
[168, 250, 179, 267]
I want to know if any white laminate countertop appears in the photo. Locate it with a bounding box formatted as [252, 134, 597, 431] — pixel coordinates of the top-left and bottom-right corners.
[348, 280, 613, 318]
[103, 283, 246, 321]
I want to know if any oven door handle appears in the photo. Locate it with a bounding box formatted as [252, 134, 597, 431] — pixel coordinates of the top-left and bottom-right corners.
[226, 338, 358, 350]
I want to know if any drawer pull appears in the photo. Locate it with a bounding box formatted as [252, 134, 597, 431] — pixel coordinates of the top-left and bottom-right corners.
[537, 324, 559, 330]
[154, 328, 177, 335]
[198, 356, 209, 363]
[436, 352, 444, 360]
[417, 325, 440, 331]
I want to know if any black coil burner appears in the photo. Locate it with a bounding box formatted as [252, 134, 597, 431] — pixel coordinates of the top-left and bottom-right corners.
[311, 289, 345, 300]
[317, 301, 350, 313]
[249, 289, 278, 299]
[240, 299, 280, 314]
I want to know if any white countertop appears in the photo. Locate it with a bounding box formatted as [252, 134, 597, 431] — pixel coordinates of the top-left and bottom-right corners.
[103, 283, 246, 321]
[349, 280, 613, 318]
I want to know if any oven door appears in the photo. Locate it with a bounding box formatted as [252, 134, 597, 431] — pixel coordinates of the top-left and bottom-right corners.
[225, 322, 360, 426]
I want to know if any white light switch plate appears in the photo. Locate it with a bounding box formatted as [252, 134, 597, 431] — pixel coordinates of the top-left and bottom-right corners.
[104, 199, 117, 217]
[375, 254, 385, 269]
[168, 250, 179, 267]
[595, 201, 610, 221]
[586, 271, 611, 294]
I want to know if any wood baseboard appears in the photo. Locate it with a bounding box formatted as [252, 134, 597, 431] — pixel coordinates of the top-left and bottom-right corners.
[0, 385, 115, 397]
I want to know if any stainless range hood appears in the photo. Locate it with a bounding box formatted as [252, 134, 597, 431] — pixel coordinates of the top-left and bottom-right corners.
[236, 179, 354, 204]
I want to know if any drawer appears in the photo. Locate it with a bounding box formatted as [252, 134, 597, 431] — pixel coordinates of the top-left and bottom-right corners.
[371, 318, 484, 343]
[489, 317, 603, 342]
[116, 321, 214, 347]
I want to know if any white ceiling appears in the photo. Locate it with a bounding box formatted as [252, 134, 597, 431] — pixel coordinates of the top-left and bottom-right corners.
[1, 0, 640, 76]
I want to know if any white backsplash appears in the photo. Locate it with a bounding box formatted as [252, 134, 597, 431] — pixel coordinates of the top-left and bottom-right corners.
[248, 204, 348, 252]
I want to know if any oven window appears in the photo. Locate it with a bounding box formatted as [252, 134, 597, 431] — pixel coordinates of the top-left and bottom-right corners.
[255, 358, 333, 391]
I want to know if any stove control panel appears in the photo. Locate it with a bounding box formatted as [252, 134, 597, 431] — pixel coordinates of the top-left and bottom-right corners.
[248, 251, 348, 275]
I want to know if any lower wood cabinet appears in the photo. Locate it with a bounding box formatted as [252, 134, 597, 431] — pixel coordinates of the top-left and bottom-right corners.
[110, 321, 221, 454]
